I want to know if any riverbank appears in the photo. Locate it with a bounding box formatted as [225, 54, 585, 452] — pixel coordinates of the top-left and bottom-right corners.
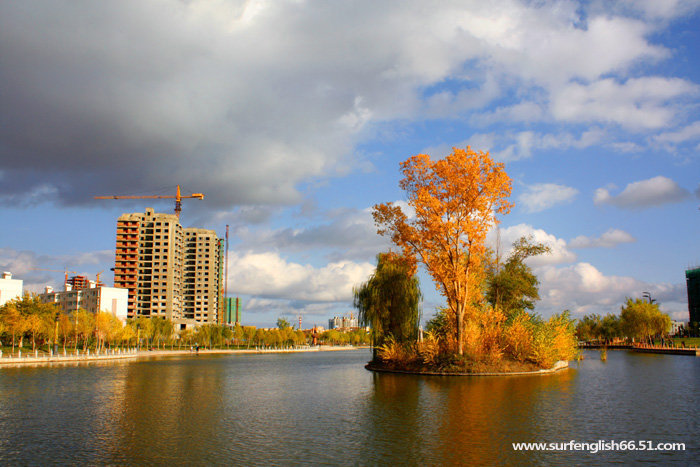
[578, 342, 700, 356]
[365, 359, 569, 376]
[0, 345, 367, 368]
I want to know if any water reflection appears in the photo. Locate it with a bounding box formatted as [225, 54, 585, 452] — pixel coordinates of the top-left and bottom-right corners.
[0, 350, 697, 465]
[107, 356, 228, 464]
[365, 370, 577, 465]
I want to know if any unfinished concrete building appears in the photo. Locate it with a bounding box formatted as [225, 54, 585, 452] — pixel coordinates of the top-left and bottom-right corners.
[114, 208, 222, 329]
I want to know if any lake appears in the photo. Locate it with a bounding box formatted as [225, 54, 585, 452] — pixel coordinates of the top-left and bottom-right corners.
[0, 349, 697, 465]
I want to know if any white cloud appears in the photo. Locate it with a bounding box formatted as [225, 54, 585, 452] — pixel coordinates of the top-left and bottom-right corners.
[226, 251, 374, 302]
[489, 223, 576, 266]
[654, 121, 700, 147]
[233, 205, 392, 262]
[618, 0, 700, 20]
[0, 247, 114, 293]
[594, 176, 691, 208]
[519, 183, 578, 213]
[476, 101, 545, 125]
[551, 77, 697, 130]
[536, 262, 687, 318]
[454, 129, 606, 163]
[569, 229, 636, 249]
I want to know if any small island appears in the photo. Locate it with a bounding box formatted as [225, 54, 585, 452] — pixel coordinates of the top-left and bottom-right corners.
[355, 147, 577, 375]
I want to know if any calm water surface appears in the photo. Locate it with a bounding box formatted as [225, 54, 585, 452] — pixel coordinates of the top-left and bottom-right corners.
[0, 349, 698, 465]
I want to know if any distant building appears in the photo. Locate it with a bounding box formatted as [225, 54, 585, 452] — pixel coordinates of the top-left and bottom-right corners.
[328, 314, 358, 330]
[670, 320, 684, 336]
[687, 267, 700, 324]
[0, 272, 23, 306]
[39, 283, 128, 322]
[113, 208, 223, 330]
[67, 275, 91, 290]
[222, 297, 242, 326]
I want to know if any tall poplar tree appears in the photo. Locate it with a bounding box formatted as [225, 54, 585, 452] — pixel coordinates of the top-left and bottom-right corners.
[373, 147, 512, 355]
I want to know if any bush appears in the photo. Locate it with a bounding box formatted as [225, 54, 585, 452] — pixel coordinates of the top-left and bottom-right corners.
[528, 312, 577, 368]
[503, 312, 533, 362]
[377, 336, 417, 366]
[416, 332, 440, 365]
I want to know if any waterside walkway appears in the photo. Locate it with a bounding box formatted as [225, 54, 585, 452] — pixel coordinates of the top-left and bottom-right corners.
[0, 345, 365, 368]
[631, 343, 699, 356]
[579, 343, 699, 356]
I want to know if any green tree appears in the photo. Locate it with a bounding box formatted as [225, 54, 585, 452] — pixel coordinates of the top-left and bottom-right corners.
[425, 307, 455, 342]
[487, 236, 550, 316]
[353, 252, 422, 350]
[600, 313, 622, 342]
[277, 317, 291, 330]
[620, 298, 671, 343]
[575, 314, 602, 342]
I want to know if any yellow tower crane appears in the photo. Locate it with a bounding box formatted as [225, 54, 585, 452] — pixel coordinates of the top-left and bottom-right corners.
[94, 185, 204, 218]
[30, 268, 79, 291]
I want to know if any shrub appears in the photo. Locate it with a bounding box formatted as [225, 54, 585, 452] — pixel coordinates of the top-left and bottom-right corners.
[417, 332, 440, 365]
[504, 312, 533, 362]
[377, 336, 417, 366]
[528, 312, 577, 368]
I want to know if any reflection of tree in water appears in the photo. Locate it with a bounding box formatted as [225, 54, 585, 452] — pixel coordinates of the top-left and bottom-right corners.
[434, 371, 576, 464]
[358, 372, 439, 464]
[362, 370, 575, 465]
[108, 358, 227, 464]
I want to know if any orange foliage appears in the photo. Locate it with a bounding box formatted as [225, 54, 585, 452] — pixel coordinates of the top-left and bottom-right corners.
[373, 147, 512, 354]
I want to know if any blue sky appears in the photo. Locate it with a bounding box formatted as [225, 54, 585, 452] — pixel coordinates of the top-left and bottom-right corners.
[1, 0, 698, 327]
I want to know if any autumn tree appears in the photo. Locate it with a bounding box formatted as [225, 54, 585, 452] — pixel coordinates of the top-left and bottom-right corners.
[373, 147, 512, 355]
[0, 303, 24, 352]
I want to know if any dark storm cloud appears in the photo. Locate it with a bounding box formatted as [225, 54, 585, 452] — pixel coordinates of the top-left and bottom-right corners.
[2, 0, 687, 213]
[0, 1, 392, 209]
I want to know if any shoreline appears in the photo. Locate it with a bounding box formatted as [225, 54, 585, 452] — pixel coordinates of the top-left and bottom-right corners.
[0, 345, 368, 368]
[365, 360, 569, 377]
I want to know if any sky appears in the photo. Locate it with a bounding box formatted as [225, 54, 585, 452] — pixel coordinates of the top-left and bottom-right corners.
[1, 0, 699, 328]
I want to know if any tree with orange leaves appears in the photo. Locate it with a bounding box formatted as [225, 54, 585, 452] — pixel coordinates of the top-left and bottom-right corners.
[373, 147, 512, 355]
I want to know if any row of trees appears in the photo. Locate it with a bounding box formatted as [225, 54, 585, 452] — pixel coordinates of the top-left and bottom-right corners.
[358, 147, 578, 371]
[575, 298, 672, 344]
[0, 294, 369, 353]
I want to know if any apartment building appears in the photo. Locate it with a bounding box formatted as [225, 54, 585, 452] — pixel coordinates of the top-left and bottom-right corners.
[182, 228, 223, 325]
[113, 208, 222, 329]
[0, 271, 23, 306]
[39, 282, 129, 322]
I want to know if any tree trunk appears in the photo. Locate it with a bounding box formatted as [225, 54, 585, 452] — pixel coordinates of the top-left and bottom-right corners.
[457, 308, 464, 355]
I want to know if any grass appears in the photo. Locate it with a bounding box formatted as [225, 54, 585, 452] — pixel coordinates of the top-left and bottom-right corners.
[662, 337, 700, 347]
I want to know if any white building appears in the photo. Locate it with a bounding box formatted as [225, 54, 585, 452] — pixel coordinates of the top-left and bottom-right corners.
[328, 314, 359, 330]
[0, 272, 23, 306]
[39, 284, 129, 322]
[670, 320, 685, 336]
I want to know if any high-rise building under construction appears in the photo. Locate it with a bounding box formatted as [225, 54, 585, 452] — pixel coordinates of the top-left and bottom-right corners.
[114, 208, 222, 329]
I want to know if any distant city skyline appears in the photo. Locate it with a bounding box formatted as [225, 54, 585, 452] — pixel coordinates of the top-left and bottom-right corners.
[1, 1, 699, 327]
